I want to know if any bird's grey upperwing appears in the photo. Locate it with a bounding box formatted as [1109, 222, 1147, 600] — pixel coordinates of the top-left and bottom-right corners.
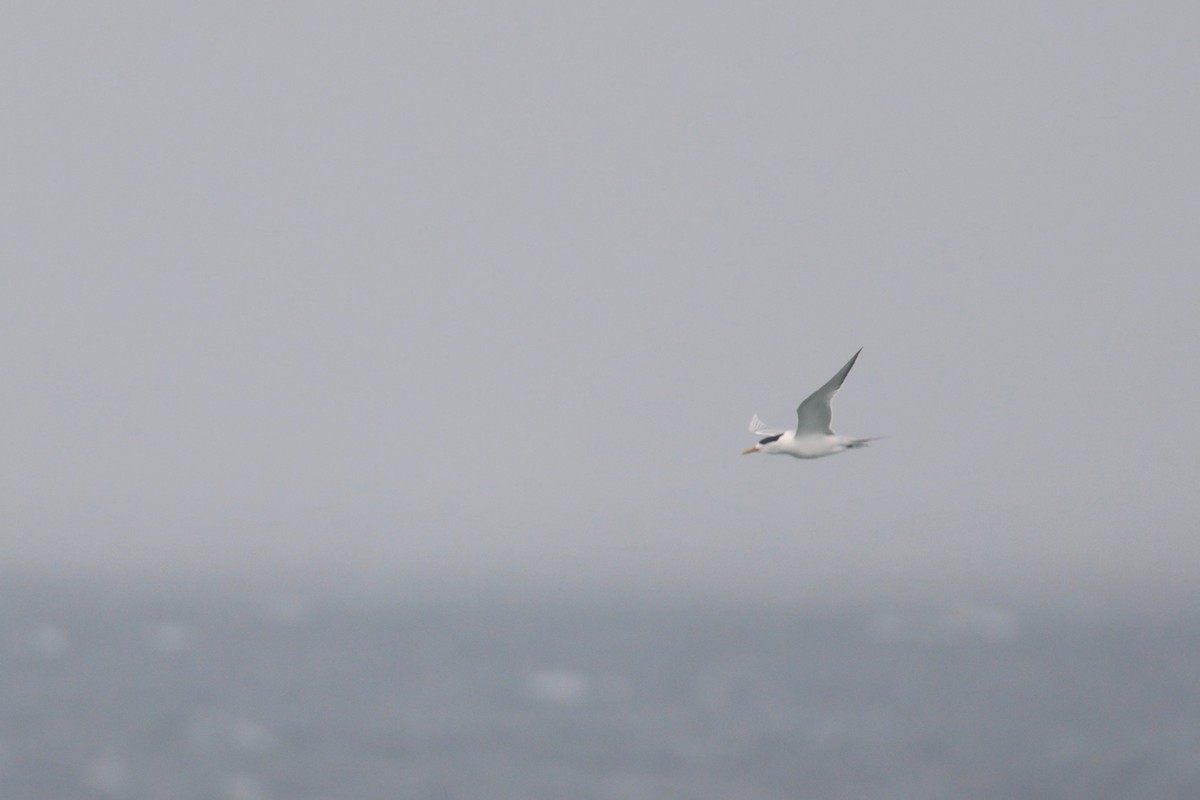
[795, 348, 862, 435]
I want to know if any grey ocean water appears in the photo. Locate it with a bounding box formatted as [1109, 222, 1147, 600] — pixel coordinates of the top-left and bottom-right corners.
[3, 579, 1199, 799]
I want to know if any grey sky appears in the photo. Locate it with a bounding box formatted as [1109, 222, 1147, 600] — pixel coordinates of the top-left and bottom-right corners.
[4, 2, 1198, 605]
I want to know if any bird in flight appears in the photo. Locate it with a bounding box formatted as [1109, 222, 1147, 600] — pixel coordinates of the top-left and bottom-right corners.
[742, 348, 878, 459]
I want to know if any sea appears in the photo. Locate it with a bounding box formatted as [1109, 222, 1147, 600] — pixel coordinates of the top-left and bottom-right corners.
[2, 577, 1198, 799]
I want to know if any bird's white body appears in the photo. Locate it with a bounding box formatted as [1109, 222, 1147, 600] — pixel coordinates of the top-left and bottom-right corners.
[756, 430, 859, 459]
[743, 348, 877, 460]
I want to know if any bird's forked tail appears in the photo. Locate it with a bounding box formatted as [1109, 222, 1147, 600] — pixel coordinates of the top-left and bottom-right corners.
[846, 437, 882, 449]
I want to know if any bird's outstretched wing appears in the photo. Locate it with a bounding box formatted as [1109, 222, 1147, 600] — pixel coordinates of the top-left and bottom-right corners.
[748, 414, 786, 437]
[795, 348, 862, 435]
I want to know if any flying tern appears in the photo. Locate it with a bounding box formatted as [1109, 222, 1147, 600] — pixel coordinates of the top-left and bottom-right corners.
[742, 348, 878, 459]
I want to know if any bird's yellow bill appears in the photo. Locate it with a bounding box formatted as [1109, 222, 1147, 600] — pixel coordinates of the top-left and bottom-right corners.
[741, 446, 760, 455]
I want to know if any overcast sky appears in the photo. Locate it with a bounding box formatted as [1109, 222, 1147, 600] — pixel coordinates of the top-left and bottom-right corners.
[4, 2, 1198, 606]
